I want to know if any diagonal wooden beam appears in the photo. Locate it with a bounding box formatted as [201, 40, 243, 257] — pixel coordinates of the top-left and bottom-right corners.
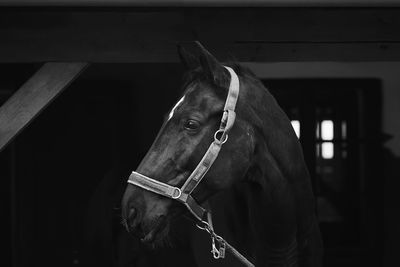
[0, 62, 88, 152]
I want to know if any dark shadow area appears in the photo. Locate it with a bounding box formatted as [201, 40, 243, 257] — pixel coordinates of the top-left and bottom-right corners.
[0, 64, 396, 267]
[266, 79, 385, 267]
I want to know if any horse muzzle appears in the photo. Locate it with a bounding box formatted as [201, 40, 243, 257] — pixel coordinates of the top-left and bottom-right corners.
[121, 184, 173, 245]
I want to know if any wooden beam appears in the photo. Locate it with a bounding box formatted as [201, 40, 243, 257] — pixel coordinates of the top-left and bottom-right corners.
[1, 0, 400, 7]
[0, 62, 88, 152]
[1, 8, 400, 62]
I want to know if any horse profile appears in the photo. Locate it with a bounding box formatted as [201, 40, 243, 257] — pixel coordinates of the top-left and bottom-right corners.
[121, 42, 323, 266]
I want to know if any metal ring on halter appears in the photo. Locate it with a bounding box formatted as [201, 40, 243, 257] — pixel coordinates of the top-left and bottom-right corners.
[214, 129, 228, 144]
[171, 188, 182, 199]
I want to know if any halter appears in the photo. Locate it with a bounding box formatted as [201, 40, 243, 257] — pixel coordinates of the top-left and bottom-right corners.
[127, 66, 254, 267]
[127, 66, 239, 221]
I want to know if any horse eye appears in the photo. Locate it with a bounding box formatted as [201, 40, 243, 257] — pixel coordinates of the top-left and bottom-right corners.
[184, 119, 200, 131]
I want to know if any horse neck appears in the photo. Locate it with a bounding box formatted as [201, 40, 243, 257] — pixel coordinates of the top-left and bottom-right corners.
[210, 172, 297, 265]
[241, 78, 310, 191]
[215, 79, 295, 247]
[237, 80, 318, 261]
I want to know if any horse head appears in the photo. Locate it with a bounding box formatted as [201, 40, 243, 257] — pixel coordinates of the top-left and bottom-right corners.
[121, 42, 255, 245]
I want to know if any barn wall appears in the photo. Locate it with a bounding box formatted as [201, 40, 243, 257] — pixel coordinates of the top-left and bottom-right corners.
[1, 8, 400, 63]
[1, 6, 399, 267]
[246, 62, 400, 156]
[2, 63, 186, 267]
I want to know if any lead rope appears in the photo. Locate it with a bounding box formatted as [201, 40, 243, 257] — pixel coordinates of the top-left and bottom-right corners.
[196, 214, 255, 267]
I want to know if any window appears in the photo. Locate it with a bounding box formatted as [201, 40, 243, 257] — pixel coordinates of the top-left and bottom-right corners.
[265, 79, 382, 267]
[319, 120, 334, 159]
[291, 120, 300, 138]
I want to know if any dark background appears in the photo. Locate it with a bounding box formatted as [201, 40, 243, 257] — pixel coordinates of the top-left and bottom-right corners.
[1, 6, 399, 267]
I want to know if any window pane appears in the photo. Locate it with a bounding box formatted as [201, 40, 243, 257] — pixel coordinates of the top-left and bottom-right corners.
[341, 121, 347, 140]
[291, 120, 300, 138]
[322, 142, 334, 159]
[321, 120, 334, 140]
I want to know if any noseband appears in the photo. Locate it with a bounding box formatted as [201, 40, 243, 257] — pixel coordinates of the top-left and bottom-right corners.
[127, 67, 254, 267]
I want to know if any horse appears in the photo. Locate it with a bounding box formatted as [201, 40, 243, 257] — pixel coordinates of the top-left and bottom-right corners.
[121, 42, 323, 266]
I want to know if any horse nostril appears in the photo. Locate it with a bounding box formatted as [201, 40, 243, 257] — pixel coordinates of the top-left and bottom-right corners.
[127, 206, 141, 230]
[128, 206, 137, 221]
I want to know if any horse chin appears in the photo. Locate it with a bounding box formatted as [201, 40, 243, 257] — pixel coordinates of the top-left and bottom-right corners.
[141, 216, 171, 249]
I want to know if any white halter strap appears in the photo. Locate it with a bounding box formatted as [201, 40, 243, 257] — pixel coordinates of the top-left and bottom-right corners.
[127, 66, 239, 221]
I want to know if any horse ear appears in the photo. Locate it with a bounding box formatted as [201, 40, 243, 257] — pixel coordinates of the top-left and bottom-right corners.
[194, 41, 227, 86]
[178, 41, 228, 86]
[177, 43, 200, 70]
